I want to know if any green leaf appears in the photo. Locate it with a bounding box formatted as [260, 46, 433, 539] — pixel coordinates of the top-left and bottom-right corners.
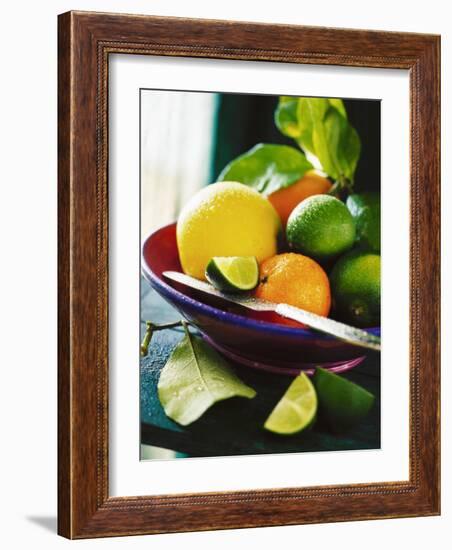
[275, 96, 361, 182]
[157, 327, 256, 426]
[274, 97, 301, 138]
[320, 107, 361, 181]
[310, 101, 341, 178]
[295, 97, 323, 156]
[328, 98, 347, 118]
[217, 143, 313, 196]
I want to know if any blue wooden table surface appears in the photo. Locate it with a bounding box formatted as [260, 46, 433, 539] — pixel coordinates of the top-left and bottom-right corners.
[140, 279, 381, 458]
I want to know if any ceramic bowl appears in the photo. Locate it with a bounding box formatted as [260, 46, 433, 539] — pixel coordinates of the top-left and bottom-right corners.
[141, 223, 380, 376]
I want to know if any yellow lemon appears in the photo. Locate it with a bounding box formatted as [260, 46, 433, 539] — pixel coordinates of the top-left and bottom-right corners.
[177, 182, 280, 280]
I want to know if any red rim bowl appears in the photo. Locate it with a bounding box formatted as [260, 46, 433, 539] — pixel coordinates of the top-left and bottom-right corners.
[141, 223, 380, 375]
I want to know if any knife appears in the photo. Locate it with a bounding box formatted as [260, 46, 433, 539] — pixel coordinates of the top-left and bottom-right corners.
[163, 271, 381, 352]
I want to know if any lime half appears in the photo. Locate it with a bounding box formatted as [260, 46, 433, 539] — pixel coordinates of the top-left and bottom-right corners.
[313, 367, 375, 431]
[205, 256, 259, 293]
[264, 373, 317, 435]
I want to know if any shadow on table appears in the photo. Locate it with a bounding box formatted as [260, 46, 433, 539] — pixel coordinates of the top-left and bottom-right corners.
[26, 516, 57, 533]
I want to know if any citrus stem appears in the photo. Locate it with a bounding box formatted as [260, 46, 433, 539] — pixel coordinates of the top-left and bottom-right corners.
[181, 320, 191, 339]
[328, 176, 353, 201]
[140, 320, 184, 357]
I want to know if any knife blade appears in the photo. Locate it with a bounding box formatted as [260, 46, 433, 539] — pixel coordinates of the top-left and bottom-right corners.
[163, 270, 381, 352]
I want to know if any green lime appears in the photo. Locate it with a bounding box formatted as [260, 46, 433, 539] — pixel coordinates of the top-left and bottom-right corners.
[286, 195, 356, 261]
[205, 256, 259, 292]
[264, 373, 317, 435]
[313, 368, 375, 432]
[346, 192, 381, 252]
[330, 250, 380, 327]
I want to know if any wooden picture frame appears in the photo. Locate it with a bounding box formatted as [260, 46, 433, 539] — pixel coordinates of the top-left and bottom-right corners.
[58, 10, 440, 538]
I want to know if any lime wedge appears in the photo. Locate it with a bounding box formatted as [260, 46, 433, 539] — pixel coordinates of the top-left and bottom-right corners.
[205, 256, 259, 292]
[264, 373, 317, 435]
[313, 367, 375, 431]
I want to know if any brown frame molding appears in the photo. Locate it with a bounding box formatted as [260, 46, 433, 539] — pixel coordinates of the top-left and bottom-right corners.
[58, 10, 440, 538]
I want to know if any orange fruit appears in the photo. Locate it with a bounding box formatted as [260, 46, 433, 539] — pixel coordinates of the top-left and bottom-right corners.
[255, 253, 331, 327]
[268, 171, 332, 226]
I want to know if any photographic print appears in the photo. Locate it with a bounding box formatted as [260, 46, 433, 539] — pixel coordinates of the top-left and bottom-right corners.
[58, 12, 440, 537]
[140, 90, 381, 460]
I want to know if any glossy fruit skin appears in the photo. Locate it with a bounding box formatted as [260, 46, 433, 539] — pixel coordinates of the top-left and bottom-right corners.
[177, 181, 280, 280]
[286, 195, 356, 262]
[255, 253, 331, 327]
[330, 250, 381, 327]
[268, 171, 332, 227]
[143, 223, 380, 369]
[313, 367, 374, 432]
[346, 192, 381, 252]
[205, 256, 259, 293]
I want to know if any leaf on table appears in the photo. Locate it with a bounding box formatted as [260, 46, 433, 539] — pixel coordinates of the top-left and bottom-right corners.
[217, 143, 313, 196]
[157, 330, 256, 426]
